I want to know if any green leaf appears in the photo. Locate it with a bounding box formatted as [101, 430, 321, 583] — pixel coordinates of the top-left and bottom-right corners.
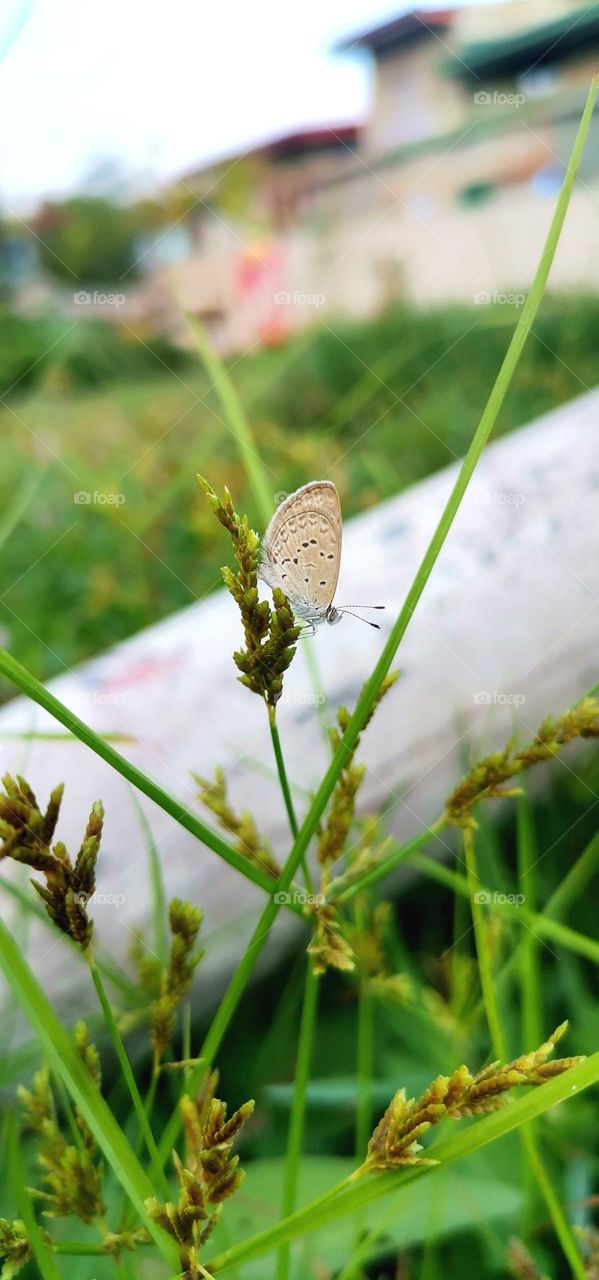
[209, 1154, 522, 1278]
[0, 648, 277, 899]
[128, 785, 168, 967]
[264, 1077, 411, 1113]
[207, 1051, 599, 1272]
[6, 1112, 63, 1280]
[0, 918, 179, 1269]
[184, 314, 274, 526]
[0, 466, 46, 553]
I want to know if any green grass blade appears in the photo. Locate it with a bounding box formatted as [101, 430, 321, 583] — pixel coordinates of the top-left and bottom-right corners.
[276, 963, 320, 1280]
[0, 465, 46, 552]
[516, 790, 542, 1226]
[268, 707, 314, 890]
[186, 311, 331, 748]
[522, 1126, 586, 1280]
[333, 825, 443, 905]
[0, 871, 149, 1007]
[157, 893, 282, 1164]
[464, 828, 506, 1060]
[0, 648, 274, 896]
[184, 313, 274, 525]
[546, 829, 599, 921]
[0, 918, 179, 1268]
[517, 793, 542, 1049]
[405, 850, 599, 965]
[335, 676, 599, 910]
[157, 830, 316, 1166]
[6, 1113, 64, 1280]
[86, 951, 170, 1200]
[207, 1052, 599, 1272]
[128, 785, 168, 966]
[517, 795, 585, 1275]
[268, 711, 299, 841]
[477, 825, 599, 1010]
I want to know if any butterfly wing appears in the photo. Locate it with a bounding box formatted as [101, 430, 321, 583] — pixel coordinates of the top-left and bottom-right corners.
[260, 481, 342, 620]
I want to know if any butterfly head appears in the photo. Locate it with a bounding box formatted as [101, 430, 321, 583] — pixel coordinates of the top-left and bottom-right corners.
[325, 606, 343, 626]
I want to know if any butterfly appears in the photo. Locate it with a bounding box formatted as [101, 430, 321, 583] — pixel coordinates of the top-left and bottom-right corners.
[258, 481, 384, 635]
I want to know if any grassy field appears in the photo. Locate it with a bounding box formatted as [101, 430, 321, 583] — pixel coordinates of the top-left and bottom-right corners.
[1, 293, 598, 687]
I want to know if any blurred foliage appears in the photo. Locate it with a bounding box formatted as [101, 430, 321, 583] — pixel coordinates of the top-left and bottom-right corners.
[34, 197, 139, 285]
[0, 306, 191, 395]
[0, 292, 597, 687]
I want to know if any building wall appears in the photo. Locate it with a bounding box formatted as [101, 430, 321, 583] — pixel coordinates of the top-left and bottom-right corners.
[204, 102, 599, 348]
[274, 178, 599, 327]
[452, 0, 578, 43]
[135, 139, 599, 356]
[364, 41, 467, 155]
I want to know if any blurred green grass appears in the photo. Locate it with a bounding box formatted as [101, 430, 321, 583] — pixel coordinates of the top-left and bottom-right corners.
[1, 293, 597, 686]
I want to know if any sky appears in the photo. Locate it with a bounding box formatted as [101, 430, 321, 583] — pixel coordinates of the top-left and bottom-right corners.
[0, 0, 507, 210]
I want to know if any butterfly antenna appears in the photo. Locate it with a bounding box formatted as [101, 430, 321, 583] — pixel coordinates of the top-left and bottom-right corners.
[336, 604, 385, 610]
[338, 608, 381, 629]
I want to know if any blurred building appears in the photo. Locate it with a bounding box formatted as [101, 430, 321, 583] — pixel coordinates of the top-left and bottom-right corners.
[144, 0, 599, 351]
[8, 1, 599, 351]
[127, 126, 361, 351]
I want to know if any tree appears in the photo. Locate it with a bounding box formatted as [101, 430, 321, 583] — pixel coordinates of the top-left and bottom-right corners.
[35, 196, 138, 284]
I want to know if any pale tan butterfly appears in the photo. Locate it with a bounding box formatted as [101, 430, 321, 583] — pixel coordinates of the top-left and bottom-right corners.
[259, 481, 384, 635]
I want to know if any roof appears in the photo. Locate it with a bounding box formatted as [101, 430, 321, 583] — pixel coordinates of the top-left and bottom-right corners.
[452, 2, 599, 80]
[335, 8, 454, 56]
[179, 125, 361, 189]
[259, 126, 360, 159]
